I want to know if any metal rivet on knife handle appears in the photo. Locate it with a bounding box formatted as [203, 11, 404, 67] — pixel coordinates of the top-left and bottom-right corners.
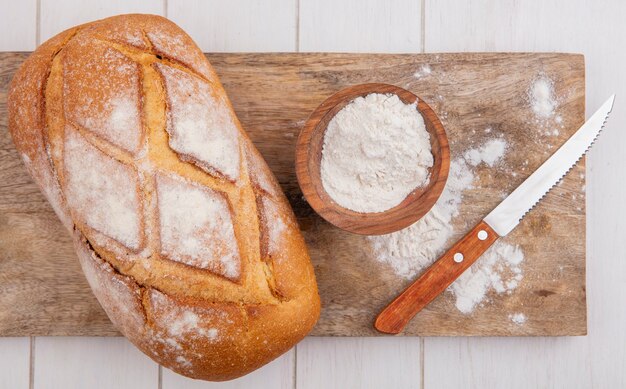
[374, 221, 499, 334]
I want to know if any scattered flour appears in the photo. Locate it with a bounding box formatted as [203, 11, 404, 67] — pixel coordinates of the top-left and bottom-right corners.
[451, 242, 524, 314]
[176, 356, 192, 368]
[368, 139, 524, 314]
[413, 64, 432, 79]
[321, 93, 433, 213]
[529, 77, 557, 118]
[463, 138, 507, 167]
[368, 158, 473, 279]
[509, 312, 527, 325]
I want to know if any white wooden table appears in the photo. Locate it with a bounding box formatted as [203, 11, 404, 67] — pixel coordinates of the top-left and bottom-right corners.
[1, 1, 625, 388]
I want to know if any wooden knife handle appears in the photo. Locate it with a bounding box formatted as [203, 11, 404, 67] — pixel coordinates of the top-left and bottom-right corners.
[375, 220, 499, 334]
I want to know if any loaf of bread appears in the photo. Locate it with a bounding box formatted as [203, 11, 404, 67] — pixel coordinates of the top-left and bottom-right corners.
[8, 14, 320, 381]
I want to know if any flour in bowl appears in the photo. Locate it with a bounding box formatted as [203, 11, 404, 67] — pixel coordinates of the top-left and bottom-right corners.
[320, 93, 433, 213]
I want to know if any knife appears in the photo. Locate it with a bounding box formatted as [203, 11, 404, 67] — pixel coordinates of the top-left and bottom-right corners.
[375, 95, 616, 334]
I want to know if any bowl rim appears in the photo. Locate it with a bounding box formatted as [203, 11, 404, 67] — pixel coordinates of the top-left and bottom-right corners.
[295, 83, 450, 235]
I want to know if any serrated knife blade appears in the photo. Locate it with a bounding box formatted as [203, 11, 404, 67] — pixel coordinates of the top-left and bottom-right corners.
[375, 95, 615, 334]
[484, 94, 615, 236]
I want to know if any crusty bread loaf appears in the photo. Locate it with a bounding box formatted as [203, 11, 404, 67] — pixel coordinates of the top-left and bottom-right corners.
[8, 14, 320, 381]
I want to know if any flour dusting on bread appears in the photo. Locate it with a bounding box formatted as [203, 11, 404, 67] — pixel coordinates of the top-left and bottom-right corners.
[147, 29, 213, 80]
[120, 30, 146, 48]
[150, 290, 221, 341]
[64, 44, 142, 153]
[261, 197, 287, 258]
[76, 234, 146, 332]
[9, 14, 320, 382]
[64, 126, 142, 250]
[106, 96, 140, 143]
[156, 174, 240, 279]
[157, 63, 240, 181]
[168, 310, 219, 341]
[246, 145, 281, 197]
[147, 289, 231, 371]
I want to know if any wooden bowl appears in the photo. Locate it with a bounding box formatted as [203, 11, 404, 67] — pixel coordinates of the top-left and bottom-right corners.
[295, 83, 450, 235]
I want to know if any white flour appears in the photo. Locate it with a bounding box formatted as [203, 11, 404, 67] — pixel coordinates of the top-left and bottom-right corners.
[156, 174, 240, 279]
[157, 63, 240, 181]
[320, 93, 433, 213]
[464, 138, 507, 167]
[450, 241, 524, 313]
[368, 158, 473, 278]
[529, 77, 557, 118]
[413, 64, 432, 79]
[64, 126, 142, 250]
[368, 139, 524, 314]
[509, 312, 527, 325]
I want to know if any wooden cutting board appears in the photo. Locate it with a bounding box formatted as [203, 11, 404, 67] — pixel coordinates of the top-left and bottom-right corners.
[0, 52, 586, 336]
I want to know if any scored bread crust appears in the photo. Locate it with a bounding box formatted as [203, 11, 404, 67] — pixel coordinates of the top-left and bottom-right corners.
[8, 14, 320, 381]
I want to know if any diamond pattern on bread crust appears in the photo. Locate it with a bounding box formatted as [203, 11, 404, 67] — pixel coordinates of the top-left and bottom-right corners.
[156, 63, 241, 181]
[156, 174, 241, 279]
[146, 28, 216, 81]
[51, 29, 250, 284]
[64, 38, 143, 154]
[8, 14, 320, 382]
[64, 125, 143, 250]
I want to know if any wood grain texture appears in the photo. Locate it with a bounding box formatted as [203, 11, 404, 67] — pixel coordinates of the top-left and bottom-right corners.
[168, 0, 297, 52]
[0, 337, 30, 389]
[376, 221, 498, 334]
[39, 0, 164, 43]
[423, 0, 626, 388]
[296, 337, 421, 389]
[299, 0, 422, 53]
[162, 349, 295, 389]
[33, 337, 158, 389]
[0, 52, 585, 337]
[0, 0, 36, 51]
[295, 83, 449, 235]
